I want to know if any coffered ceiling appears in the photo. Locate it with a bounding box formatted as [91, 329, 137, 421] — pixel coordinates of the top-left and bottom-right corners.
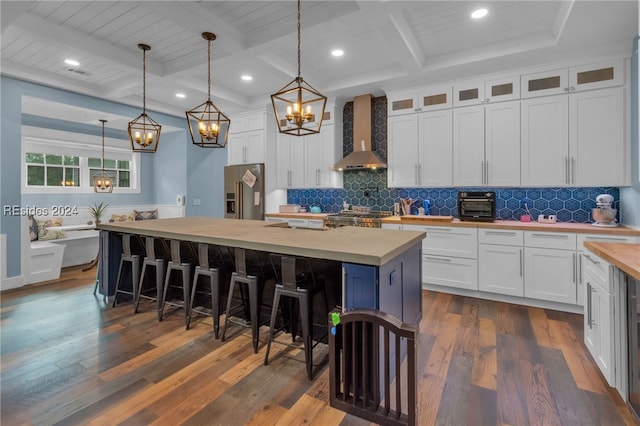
[1, 1, 638, 120]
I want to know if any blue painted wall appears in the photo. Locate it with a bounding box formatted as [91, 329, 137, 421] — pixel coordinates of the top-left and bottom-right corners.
[0, 76, 227, 280]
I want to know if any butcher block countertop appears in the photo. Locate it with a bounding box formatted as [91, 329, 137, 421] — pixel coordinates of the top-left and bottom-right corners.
[380, 216, 640, 236]
[583, 242, 640, 281]
[97, 217, 424, 266]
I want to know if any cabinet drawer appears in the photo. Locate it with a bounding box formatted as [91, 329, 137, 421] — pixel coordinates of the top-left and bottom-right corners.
[524, 231, 576, 250]
[478, 229, 523, 246]
[307, 219, 325, 229]
[381, 223, 403, 230]
[404, 225, 477, 258]
[578, 233, 638, 248]
[286, 218, 308, 228]
[422, 255, 478, 291]
[582, 252, 612, 292]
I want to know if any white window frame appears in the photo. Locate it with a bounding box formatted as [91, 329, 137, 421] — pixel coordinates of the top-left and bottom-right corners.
[21, 126, 140, 194]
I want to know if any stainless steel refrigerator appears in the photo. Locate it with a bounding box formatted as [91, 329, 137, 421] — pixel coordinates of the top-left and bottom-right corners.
[224, 163, 265, 220]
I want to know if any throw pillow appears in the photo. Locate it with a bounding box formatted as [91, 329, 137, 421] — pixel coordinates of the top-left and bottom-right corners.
[36, 217, 66, 241]
[134, 209, 159, 221]
[110, 212, 135, 222]
[28, 215, 38, 241]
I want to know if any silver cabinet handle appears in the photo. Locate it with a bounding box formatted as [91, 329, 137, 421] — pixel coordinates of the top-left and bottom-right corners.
[485, 230, 517, 236]
[485, 160, 489, 185]
[417, 164, 421, 186]
[569, 86, 575, 92]
[572, 253, 576, 283]
[571, 157, 575, 184]
[481, 161, 485, 185]
[583, 253, 601, 265]
[531, 233, 567, 239]
[424, 256, 452, 262]
[590, 286, 597, 326]
[565, 157, 569, 184]
[587, 282, 592, 328]
[578, 253, 583, 284]
[519, 249, 523, 277]
[415, 164, 418, 186]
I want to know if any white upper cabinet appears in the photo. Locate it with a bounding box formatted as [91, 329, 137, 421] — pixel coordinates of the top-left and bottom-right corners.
[227, 111, 268, 165]
[387, 85, 452, 116]
[521, 95, 569, 186]
[522, 87, 625, 186]
[276, 133, 305, 188]
[277, 103, 343, 189]
[387, 109, 453, 188]
[569, 87, 625, 186]
[453, 100, 520, 186]
[522, 59, 623, 98]
[453, 74, 519, 107]
[304, 123, 343, 188]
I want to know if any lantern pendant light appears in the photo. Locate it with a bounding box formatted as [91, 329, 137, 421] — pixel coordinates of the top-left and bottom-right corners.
[271, 0, 326, 137]
[128, 43, 161, 153]
[186, 32, 230, 148]
[94, 119, 114, 193]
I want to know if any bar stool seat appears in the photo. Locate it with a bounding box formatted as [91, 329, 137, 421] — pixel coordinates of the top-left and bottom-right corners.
[221, 248, 272, 353]
[112, 234, 144, 308]
[264, 254, 328, 380]
[159, 240, 196, 323]
[186, 243, 231, 337]
[135, 237, 169, 320]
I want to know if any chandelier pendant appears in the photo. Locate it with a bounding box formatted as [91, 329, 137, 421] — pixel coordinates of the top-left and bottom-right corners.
[271, 0, 326, 137]
[128, 43, 161, 153]
[186, 32, 230, 148]
[94, 119, 115, 193]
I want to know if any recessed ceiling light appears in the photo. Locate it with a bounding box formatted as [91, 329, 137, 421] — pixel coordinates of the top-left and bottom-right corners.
[175, 93, 186, 98]
[471, 8, 488, 19]
[331, 49, 344, 57]
[64, 59, 80, 67]
[241, 74, 253, 81]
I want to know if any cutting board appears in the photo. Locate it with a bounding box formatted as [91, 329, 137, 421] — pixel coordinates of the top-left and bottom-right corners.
[400, 215, 453, 222]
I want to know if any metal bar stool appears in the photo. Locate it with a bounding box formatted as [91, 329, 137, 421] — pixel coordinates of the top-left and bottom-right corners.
[159, 240, 196, 323]
[186, 243, 231, 337]
[135, 236, 169, 320]
[221, 248, 271, 353]
[112, 234, 143, 308]
[264, 254, 329, 380]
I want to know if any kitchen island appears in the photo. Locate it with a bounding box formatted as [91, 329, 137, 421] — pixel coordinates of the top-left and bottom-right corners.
[97, 217, 425, 324]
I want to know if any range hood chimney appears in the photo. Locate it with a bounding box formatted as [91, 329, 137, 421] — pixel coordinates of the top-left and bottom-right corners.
[332, 94, 387, 170]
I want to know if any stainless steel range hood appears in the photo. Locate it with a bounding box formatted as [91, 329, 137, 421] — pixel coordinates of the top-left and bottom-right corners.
[332, 94, 387, 171]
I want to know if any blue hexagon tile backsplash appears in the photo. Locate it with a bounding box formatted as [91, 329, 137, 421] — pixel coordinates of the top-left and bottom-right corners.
[287, 169, 619, 223]
[287, 95, 621, 223]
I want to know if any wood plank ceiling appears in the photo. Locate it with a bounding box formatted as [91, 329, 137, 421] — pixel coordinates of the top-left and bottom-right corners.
[1, 1, 637, 121]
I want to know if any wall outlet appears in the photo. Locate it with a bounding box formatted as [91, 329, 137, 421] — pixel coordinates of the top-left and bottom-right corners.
[521, 197, 531, 208]
[538, 214, 557, 224]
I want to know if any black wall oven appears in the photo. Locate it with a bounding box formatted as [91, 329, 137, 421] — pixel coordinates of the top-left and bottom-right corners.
[457, 191, 496, 222]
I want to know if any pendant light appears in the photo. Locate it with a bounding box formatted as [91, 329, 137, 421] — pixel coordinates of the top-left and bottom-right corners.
[271, 0, 326, 137]
[94, 119, 114, 193]
[186, 32, 230, 148]
[128, 43, 161, 153]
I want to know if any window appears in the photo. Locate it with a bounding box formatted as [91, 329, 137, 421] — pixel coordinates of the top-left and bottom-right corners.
[88, 158, 131, 188]
[26, 153, 80, 187]
[22, 126, 140, 194]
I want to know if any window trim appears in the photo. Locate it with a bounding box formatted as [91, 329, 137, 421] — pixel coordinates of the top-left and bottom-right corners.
[21, 126, 140, 194]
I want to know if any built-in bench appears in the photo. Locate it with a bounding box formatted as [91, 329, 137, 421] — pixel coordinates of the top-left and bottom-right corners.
[23, 204, 185, 285]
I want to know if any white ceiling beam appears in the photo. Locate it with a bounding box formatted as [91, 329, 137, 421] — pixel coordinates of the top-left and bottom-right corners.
[1, 60, 103, 96]
[354, 1, 423, 75]
[176, 77, 251, 108]
[9, 13, 164, 76]
[551, 0, 575, 43]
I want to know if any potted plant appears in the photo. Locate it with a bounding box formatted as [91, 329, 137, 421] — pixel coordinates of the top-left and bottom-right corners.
[88, 201, 109, 224]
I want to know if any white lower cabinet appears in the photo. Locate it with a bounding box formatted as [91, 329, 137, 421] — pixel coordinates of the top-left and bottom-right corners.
[524, 247, 577, 304]
[583, 252, 615, 387]
[405, 225, 478, 291]
[423, 255, 478, 290]
[478, 229, 524, 297]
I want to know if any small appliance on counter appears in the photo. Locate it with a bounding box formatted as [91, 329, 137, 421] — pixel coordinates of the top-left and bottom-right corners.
[457, 191, 496, 222]
[591, 194, 618, 227]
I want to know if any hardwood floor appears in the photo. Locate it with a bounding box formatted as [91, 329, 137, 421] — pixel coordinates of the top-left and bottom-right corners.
[1, 266, 637, 425]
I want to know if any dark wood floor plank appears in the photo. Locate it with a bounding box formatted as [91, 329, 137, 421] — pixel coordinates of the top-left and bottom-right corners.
[434, 354, 473, 426]
[1, 267, 636, 426]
